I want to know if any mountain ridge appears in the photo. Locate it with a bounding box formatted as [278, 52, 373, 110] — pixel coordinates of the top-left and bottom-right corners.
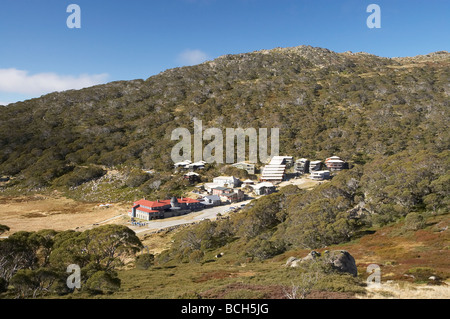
[3, 45, 449, 108]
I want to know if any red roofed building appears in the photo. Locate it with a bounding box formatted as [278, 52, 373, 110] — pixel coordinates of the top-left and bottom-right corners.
[130, 197, 202, 220]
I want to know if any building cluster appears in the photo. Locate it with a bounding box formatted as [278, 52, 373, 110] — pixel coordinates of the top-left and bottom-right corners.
[129, 174, 278, 221]
[260, 156, 293, 184]
[294, 155, 348, 181]
[131, 155, 349, 221]
[202, 175, 275, 201]
[259, 155, 347, 183]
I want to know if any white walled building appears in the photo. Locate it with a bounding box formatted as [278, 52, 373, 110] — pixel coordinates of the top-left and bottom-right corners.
[212, 176, 241, 188]
[309, 170, 331, 181]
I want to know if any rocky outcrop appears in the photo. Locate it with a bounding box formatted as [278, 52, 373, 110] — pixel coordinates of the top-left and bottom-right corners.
[326, 250, 358, 277]
[285, 256, 301, 268]
[285, 250, 358, 277]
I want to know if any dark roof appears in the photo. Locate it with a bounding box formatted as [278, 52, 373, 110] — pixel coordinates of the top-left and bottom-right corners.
[212, 186, 230, 191]
[205, 195, 221, 201]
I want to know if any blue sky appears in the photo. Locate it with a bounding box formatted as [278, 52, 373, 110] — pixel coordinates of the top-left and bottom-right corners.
[0, 0, 449, 105]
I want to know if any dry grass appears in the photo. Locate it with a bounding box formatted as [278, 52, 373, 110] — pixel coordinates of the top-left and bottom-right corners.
[140, 231, 176, 255]
[277, 177, 323, 190]
[357, 281, 450, 299]
[0, 193, 129, 234]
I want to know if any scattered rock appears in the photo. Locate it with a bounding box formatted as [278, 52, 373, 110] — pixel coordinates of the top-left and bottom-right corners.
[285, 256, 300, 267]
[286, 251, 322, 267]
[438, 226, 448, 233]
[302, 250, 321, 262]
[285, 250, 358, 277]
[326, 250, 358, 277]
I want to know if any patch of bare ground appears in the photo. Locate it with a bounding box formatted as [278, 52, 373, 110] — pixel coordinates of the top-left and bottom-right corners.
[357, 281, 450, 299]
[277, 177, 322, 190]
[0, 194, 129, 234]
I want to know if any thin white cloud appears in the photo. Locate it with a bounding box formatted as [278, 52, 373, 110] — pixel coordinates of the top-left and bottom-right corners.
[0, 68, 109, 96]
[0, 102, 8, 106]
[177, 49, 210, 66]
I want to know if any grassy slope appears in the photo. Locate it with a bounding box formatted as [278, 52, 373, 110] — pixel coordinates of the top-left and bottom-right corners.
[99, 211, 449, 299]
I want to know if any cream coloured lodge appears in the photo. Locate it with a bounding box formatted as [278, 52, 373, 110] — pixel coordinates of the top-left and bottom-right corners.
[325, 156, 348, 171]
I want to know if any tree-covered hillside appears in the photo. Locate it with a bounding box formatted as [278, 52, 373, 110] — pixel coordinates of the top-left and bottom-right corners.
[0, 46, 448, 194]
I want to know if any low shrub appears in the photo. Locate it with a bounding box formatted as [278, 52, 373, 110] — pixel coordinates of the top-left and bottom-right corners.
[135, 254, 155, 270]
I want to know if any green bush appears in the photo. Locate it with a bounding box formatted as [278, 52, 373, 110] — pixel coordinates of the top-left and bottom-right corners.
[189, 250, 205, 263]
[245, 238, 285, 260]
[84, 271, 121, 295]
[54, 166, 106, 188]
[135, 253, 155, 270]
[0, 224, 9, 236]
[125, 170, 150, 188]
[403, 213, 426, 231]
[0, 278, 7, 293]
[313, 273, 365, 294]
